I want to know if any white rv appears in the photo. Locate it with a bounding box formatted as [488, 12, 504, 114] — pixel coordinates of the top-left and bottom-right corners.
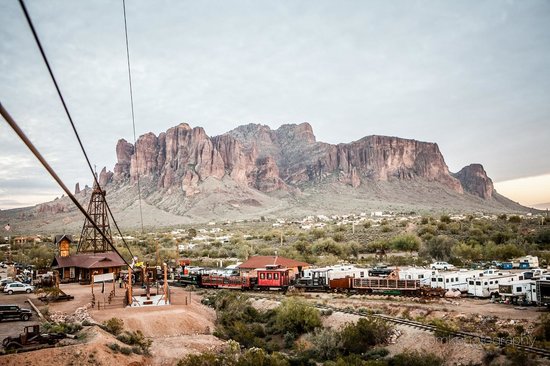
[498, 280, 535, 303]
[431, 270, 482, 292]
[398, 268, 434, 286]
[467, 274, 520, 298]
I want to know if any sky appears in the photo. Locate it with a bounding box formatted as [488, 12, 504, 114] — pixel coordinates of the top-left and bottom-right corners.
[1, 0, 549, 209]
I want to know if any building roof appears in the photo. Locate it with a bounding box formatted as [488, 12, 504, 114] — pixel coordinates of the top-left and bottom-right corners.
[51, 252, 125, 269]
[237, 256, 309, 269]
[54, 234, 73, 244]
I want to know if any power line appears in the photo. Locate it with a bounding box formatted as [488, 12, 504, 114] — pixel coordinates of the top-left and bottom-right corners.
[122, 0, 145, 234]
[0, 102, 131, 267]
[18, 0, 135, 259]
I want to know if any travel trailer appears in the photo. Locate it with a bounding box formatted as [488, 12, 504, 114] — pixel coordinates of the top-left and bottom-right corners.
[431, 270, 482, 292]
[467, 273, 520, 298]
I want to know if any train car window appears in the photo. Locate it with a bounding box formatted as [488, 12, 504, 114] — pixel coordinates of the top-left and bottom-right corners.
[475, 281, 481, 285]
[360, 272, 364, 277]
[260, 273, 265, 279]
[432, 278, 436, 282]
[267, 273, 272, 280]
[516, 287, 522, 292]
[274, 273, 279, 280]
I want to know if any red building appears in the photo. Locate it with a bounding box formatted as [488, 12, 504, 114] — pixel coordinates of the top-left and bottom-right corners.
[238, 256, 310, 279]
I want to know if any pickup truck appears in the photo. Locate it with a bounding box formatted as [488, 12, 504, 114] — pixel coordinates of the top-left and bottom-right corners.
[0, 304, 33, 322]
[368, 267, 393, 277]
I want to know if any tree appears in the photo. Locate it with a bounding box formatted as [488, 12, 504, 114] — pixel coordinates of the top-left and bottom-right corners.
[424, 235, 457, 261]
[451, 242, 482, 262]
[390, 235, 421, 252]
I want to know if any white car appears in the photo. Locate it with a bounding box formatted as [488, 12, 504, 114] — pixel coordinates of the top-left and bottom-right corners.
[3, 282, 34, 295]
[431, 262, 455, 270]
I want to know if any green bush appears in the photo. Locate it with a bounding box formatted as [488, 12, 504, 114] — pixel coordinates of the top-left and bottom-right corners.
[339, 318, 393, 355]
[102, 317, 124, 335]
[44, 322, 82, 335]
[116, 330, 152, 355]
[274, 297, 322, 335]
[390, 235, 421, 252]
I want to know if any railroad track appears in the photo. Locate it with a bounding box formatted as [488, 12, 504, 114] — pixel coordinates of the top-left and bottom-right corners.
[314, 304, 550, 359]
[247, 293, 550, 359]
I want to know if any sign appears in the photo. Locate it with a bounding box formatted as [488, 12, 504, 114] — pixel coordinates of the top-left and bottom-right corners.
[93, 272, 115, 283]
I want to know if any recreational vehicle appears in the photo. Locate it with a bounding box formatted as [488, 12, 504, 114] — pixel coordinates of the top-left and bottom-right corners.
[467, 274, 520, 298]
[431, 270, 482, 292]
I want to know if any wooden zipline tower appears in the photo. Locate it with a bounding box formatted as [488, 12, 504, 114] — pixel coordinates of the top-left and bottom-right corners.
[77, 180, 112, 253]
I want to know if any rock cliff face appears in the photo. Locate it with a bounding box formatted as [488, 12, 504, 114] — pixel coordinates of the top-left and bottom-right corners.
[453, 164, 494, 199]
[106, 122, 493, 199]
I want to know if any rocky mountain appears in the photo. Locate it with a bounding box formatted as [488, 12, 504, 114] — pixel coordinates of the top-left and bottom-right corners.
[1, 122, 529, 232]
[103, 122, 493, 200]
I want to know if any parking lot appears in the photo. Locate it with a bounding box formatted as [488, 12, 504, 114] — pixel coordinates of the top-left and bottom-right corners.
[0, 267, 41, 340]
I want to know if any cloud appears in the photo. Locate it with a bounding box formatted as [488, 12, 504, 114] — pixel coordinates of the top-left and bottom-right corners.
[1, 0, 549, 208]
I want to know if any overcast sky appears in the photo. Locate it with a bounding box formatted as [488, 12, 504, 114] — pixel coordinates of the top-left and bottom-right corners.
[1, 0, 549, 209]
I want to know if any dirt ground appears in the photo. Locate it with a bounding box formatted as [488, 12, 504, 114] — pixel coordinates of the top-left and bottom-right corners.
[1, 283, 225, 366]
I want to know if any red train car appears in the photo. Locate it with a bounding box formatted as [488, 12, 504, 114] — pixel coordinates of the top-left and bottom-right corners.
[201, 275, 255, 290]
[257, 265, 290, 289]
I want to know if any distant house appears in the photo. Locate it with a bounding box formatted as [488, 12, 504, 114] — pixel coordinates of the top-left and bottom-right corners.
[238, 255, 310, 279]
[54, 234, 73, 258]
[51, 252, 125, 284]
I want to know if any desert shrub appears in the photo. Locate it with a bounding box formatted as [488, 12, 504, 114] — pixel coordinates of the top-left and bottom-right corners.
[119, 346, 133, 355]
[534, 313, 550, 342]
[308, 327, 342, 360]
[482, 345, 500, 365]
[424, 235, 457, 261]
[332, 232, 345, 242]
[431, 318, 457, 339]
[381, 225, 392, 233]
[274, 297, 322, 335]
[116, 330, 152, 354]
[44, 322, 82, 335]
[339, 318, 393, 355]
[440, 215, 451, 224]
[451, 242, 482, 262]
[311, 229, 326, 239]
[504, 347, 538, 366]
[388, 350, 444, 366]
[107, 343, 120, 352]
[390, 234, 421, 252]
[102, 317, 124, 335]
[177, 348, 290, 366]
[508, 215, 522, 223]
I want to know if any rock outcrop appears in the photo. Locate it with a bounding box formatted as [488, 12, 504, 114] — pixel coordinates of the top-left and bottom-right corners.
[109, 122, 494, 200]
[453, 164, 494, 199]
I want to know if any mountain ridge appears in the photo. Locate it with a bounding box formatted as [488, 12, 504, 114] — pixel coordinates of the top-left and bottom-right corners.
[0, 122, 533, 231]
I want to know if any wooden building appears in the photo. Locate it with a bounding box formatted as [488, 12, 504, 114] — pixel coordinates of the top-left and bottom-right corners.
[51, 252, 125, 284]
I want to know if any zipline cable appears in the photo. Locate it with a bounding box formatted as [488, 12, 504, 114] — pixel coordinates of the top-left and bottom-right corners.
[122, 0, 145, 234]
[18, 0, 135, 259]
[0, 102, 131, 268]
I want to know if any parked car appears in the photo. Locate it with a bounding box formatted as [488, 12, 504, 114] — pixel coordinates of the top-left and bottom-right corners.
[0, 304, 32, 321]
[431, 262, 455, 270]
[0, 278, 16, 290]
[3, 282, 34, 294]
